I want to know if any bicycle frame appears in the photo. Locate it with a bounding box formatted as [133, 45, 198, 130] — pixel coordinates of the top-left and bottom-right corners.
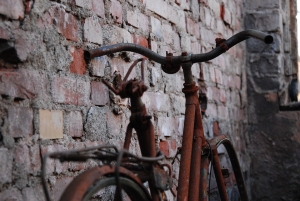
[41, 29, 272, 201]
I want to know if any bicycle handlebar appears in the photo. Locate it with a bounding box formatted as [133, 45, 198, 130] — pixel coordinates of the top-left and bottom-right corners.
[85, 29, 273, 66]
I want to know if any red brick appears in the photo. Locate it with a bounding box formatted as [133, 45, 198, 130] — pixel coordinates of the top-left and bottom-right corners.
[186, 17, 200, 39]
[8, 107, 33, 138]
[0, 69, 48, 100]
[52, 76, 90, 105]
[91, 81, 110, 106]
[70, 48, 86, 75]
[213, 121, 220, 136]
[84, 16, 103, 44]
[133, 35, 149, 48]
[68, 111, 83, 137]
[14, 144, 30, 172]
[110, 0, 122, 24]
[0, 0, 24, 20]
[92, 0, 105, 18]
[49, 5, 78, 41]
[159, 140, 169, 156]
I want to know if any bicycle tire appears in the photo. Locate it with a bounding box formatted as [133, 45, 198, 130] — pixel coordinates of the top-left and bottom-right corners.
[59, 165, 151, 201]
[204, 136, 248, 201]
[82, 176, 151, 201]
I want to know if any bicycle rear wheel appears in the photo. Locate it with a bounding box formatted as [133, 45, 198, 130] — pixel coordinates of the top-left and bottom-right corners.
[59, 165, 151, 201]
[82, 176, 151, 201]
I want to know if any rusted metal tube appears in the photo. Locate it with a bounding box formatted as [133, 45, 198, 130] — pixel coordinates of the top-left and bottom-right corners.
[200, 154, 210, 201]
[177, 104, 196, 201]
[211, 146, 228, 201]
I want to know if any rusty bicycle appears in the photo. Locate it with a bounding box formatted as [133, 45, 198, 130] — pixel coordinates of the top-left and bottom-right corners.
[41, 29, 273, 201]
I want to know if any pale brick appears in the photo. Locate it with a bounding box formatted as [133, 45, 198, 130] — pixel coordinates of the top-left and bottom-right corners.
[214, 68, 223, 85]
[139, 13, 149, 33]
[162, 23, 173, 44]
[8, 107, 33, 138]
[108, 25, 133, 43]
[208, 0, 220, 17]
[224, 7, 232, 25]
[52, 76, 90, 105]
[186, 17, 200, 39]
[217, 105, 228, 119]
[39, 110, 64, 139]
[0, 148, 13, 184]
[150, 17, 162, 38]
[127, 10, 139, 28]
[110, 0, 123, 24]
[91, 81, 110, 106]
[75, 0, 92, 9]
[173, 32, 181, 50]
[84, 16, 103, 45]
[143, 92, 171, 112]
[150, 40, 158, 52]
[0, 69, 49, 100]
[146, 0, 168, 20]
[0, 0, 24, 20]
[177, 117, 185, 136]
[92, 0, 105, 18]
[181, 34, 192, 52]
[206, 103, 217, 118]
[159, 139, 177, 157]
[200, 27, 215, 44]
[157, 117, 179, 136]
[68, 111, 83, 137]
[90, 56, 107, 77]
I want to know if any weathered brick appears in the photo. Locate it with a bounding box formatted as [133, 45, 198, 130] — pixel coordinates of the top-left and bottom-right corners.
[92, 0, 105, 18]
[173, 32, 181, 50]
[150, 40, 158, 52]
[0, 69, 49, 100]
[200, 27, 215, 44]
[40, 145, 55, 174]
[75, 0, 92, 9]
[0, 148, 13, 184]
[208, 0, 220, 17]
[90, 56, 107, 77]
[186, 17, 200, 39]
[49, 5, 79, 41]
[91, 81, 110, 106]
[68, 111, 83, 137]
[162, 23, 173, 44]
[0, 188, 22, 201]
[8, 107, 33, 138]
[0, 0, 24, 20]
[14, 144, 30, 172]
[138, 13, 149, 33]
[127, 10, 139, 28]
[52, 177, 73, 201]
[143, 92, 171, 112]
[70, 47, 86, 75]
[206, 103, 217, 118]
[39, 109, 64, 139]
[133, 35, 149, 48]
[52, 76, 90, 105]
[150, 17, 162, 38]
[217, 105, 228, 119]
[159, 140, 169, 156]
[110, 0, 123, 23]
[220, 88, 226, 103]
[29, 145, 41, 175]
[106, 25, 133, 43]
[157, 117, 179, 136]
[181, 34, 192, 52]
[248, 54, 280, 77]
[245, 0, 280, 10]
[223, 7, 231, 25]
[245, 11, 282, 32]
[84, 16, 103, 45]
[177, 117, 185, 136]
[214, 68, 223, 85]
[22, 185, 45, 201]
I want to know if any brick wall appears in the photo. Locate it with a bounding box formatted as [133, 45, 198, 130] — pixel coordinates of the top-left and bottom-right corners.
[0, 0, 272, 200]
[244, 0, 300, 200]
